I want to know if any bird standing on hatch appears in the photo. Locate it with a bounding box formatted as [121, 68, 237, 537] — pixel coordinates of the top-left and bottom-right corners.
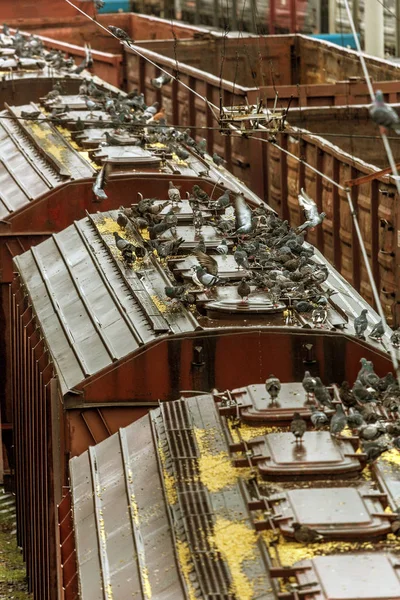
[290, 412, 307, 444]
[237, 278, 251, 304]
[292, 522, 323, 544]
[265, 375, 281, 406]
[302, 371, 317, 403]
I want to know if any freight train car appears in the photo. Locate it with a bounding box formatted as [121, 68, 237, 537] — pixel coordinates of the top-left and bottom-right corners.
[64, 383, 400, 599]
[12, 198, 396, 599]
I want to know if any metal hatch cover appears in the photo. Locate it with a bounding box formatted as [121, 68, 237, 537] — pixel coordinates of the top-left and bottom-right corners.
[270, 487, 392, 539]
[296, 554, 400, 600]
[229, 383, 335, 423]
[251, 431, 363, 479]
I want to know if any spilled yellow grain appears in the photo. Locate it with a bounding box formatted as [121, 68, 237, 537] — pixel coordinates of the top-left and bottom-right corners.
[194, 427, 249, 492]
[158, 444, 177, 505]
[210, 518, 256, 600]
[176, 540, 197, 600]
[130, 493, 140, 526]
[228, 422, 286, 443]
[151, 294, 168, 314]
[380, 449, 400, 465]
[97, 217, 122, 235]
[141, 563, 152, 599]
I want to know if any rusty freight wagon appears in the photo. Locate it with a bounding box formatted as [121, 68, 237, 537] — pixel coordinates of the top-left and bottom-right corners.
[11, 193, 396, 598]
[63, 384, 400, 600]
[0, 53, 253, 449]
[124, 34, 400, 325]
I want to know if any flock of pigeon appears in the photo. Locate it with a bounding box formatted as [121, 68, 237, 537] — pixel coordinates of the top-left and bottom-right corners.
[265, 359, 400, 465]
[2, 24, 399, 346]
[111, 183, 337, 308]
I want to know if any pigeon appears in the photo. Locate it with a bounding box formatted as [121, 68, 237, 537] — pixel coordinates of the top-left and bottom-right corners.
[295, 300, 314, 313]
[195, 250, 218, 276]
[92, 163, 110, 201]
[168, 181, 181, 205]
[302, 371, 317, 402]
[192, 184, 209, 202]
[212, 152, 225, 166]
[113, 232, 134, 253]
[151, 73, 172, 88]
[193, 235, 206, 254]
[314, 377, 333, 409]
[292, 522, 323, 544]
[339, 381, 357, 408]
[21, 109, 41, 120]
[234, 193, 253, 234]
[369, 320, 385, 341]
[216, 239, 229, 257]
[165, 285, 186, 301]
[210, 189, 231, 211]
[357, 358, 375, 386]
[94, 0, 105, 8]
[354, 309, 368, 338]
[192, 266, 219, 289]
[297, 188, 326, 233]
[346, 410, 364, 430]
[352, 379, 375, 404]
[359, 423, 385, 441]
[290, 412, 307, 443]
[391, 328, 400, 349]
[84, 97, 100, 117]
[117, 212, 128, 230]
[330, 404, 347, 436]
[362, 440, 390, 463]
[237, 278, 251, 303]
[108, 25, 134, 44]
[265, 375, 281, 404]
[173, 145, 189, 161]
[310, 406, 328, 429]
[369, 90, 400, 134]
[234, 246, 250, 270]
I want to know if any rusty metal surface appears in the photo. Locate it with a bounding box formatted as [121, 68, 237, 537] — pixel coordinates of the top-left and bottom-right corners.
[123, 34, 400, 326]
[0, 103, 95, 220]
[69, 414, 186, 600]
[14, 209, 196, 394]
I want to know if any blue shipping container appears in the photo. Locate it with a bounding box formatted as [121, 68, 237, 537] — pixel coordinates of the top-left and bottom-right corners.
[310, 33, 360, 50]
[98, 0, 131, 13]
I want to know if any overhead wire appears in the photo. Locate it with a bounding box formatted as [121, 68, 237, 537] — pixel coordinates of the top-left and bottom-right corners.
[342, 0, 400, 382]
[63, 0, 220, 121]
[51, 0, 399, 376]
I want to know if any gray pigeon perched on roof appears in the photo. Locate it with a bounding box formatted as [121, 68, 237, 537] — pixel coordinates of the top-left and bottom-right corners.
[297, 188, 326, 233]
[391, 328, 400, 349]
[310, 406, 328, 430]
[290, 412, 307, 444]
[330, 404, 347, 436]
[354, 309, 368, 338]
[369, 320, 385, 341]
[234, 245, 250, 270]
[369, 90, 400, 133]
[265, 374, 281, 404]
[302, 371, 317, 402]
[192, 265, 219, 289]
[237, 278, 251, 303]
[216, 239, 229, 257]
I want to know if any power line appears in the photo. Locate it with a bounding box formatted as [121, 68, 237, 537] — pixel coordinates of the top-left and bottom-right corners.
[63, 0, 220, 121]
[342, 0, 400, 383]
